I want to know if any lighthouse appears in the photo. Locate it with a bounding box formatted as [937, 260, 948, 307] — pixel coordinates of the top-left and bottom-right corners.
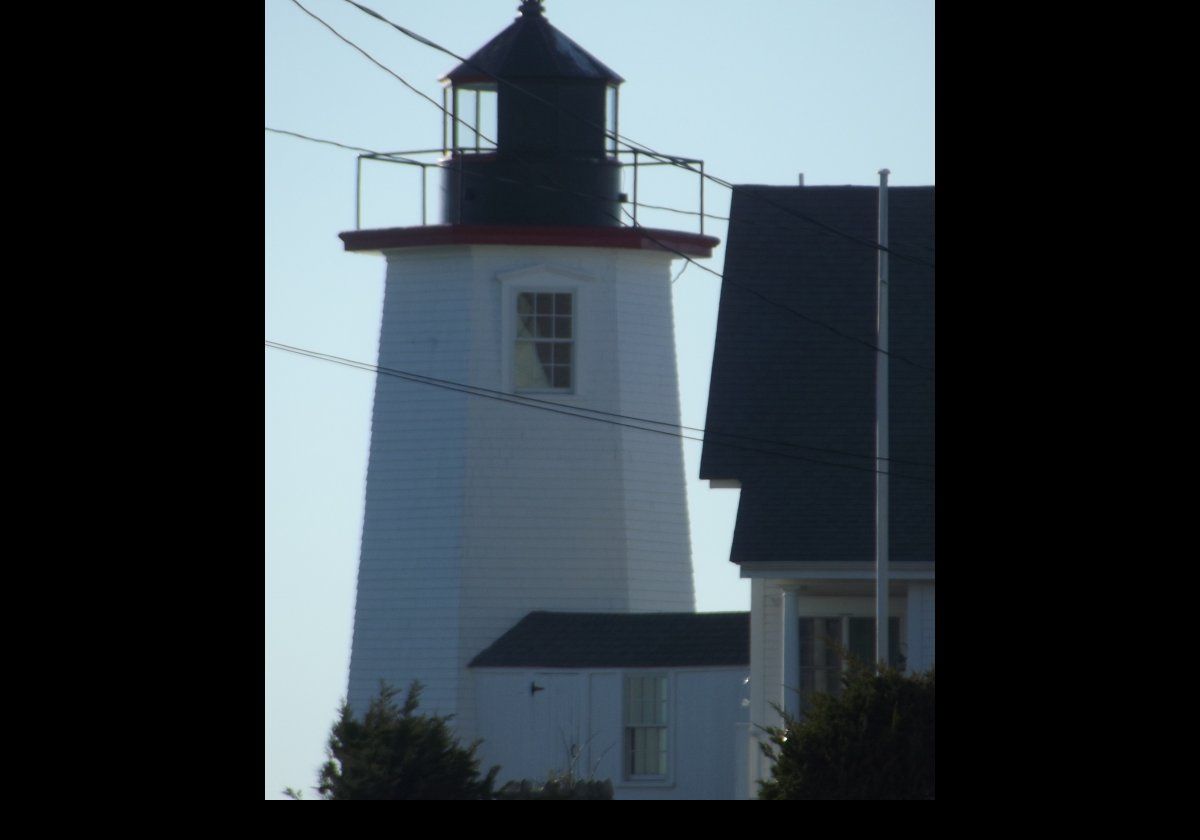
[340, 0, 718, 742]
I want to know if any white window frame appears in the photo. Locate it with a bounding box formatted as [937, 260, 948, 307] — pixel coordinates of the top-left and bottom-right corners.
[514, 290, 575, 392]
[622, 672, 670, 782]
[496, 265, 595, 396]
[797, 615, 905, 713]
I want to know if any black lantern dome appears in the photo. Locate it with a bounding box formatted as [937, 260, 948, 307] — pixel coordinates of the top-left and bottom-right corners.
[440, 1, 624, 227]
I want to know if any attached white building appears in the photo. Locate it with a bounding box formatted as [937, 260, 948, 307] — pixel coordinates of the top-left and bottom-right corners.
[699, 184, 935, 797]
[470, 611, 749, 800]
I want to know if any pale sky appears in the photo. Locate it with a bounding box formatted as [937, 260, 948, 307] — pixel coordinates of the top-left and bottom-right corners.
[266, 0, 933, 800]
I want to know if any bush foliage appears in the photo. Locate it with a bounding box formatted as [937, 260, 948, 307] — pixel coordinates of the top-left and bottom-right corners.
[758, 664, 934, 800]
[494, 776, 614, 800]
[288, 681, 499, 800]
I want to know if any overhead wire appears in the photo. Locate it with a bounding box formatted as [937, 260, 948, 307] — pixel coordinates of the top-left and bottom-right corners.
[268, 120, 932, 373]
[264, 126, 918, 258]
[267, 109, 932, 373]
[313, 0, 935, 372]
[266, 340, 934, 481]
[266, 334, 930, 468]
[338, 0, 934, 271]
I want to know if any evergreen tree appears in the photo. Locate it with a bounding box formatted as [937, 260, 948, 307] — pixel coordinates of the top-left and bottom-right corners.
[288, 681, 499, 800]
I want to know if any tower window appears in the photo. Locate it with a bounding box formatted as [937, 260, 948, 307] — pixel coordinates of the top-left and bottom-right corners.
[515, 292, 573, 391]
[606, 84, 619, 156]
[450, 84, 497, 153]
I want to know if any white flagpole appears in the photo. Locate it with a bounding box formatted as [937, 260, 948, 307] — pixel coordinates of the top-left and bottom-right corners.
[875, 169, 890, 669]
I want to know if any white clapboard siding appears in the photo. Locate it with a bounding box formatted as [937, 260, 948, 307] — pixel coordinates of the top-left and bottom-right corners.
[473, 666, 748, 799]
[348, 244, 695, 738]
[906, 582, 935, 674]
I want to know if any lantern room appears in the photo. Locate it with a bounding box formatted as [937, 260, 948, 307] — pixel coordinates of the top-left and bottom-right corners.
[439, 0, 623, 227]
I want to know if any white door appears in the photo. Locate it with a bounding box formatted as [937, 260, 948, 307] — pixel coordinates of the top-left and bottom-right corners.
[530, 673, 582, 779]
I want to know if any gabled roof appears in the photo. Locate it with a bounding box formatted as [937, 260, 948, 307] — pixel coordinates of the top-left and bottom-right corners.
[468, 611, 749, 668]
[700, 185, 934, 566]
[442, 2, 623, 85]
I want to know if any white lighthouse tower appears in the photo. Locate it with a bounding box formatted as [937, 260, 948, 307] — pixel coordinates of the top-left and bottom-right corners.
[341, 1, 717, 740]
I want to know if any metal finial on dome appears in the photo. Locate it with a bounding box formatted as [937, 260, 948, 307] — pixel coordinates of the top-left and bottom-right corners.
[519, 0, 544, 17]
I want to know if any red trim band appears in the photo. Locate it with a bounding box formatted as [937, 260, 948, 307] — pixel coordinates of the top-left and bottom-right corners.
[339, 224, 719, 257]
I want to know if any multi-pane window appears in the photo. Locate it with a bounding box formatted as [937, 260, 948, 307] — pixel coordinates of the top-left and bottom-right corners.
[624, 674, 667, 779]
[515, 292, 573, 391]
[798, 616, 902, 714]
[798, 617, 844, 711]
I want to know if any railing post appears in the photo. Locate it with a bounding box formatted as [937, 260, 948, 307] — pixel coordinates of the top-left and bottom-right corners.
[421, 165, 428, 226]
[699, 160, 705, 235]
[632, 150, 639, 226]
[442, 89, 448, 155]
[355, 155, 363, 230]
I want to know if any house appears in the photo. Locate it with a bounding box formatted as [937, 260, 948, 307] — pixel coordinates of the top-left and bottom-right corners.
[699, 183, 935, 796]
[337, 1, 750, 799]
[470, 611, 749, 799]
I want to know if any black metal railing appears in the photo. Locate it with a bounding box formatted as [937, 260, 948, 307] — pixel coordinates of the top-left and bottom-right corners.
[354, 148, 707, 234]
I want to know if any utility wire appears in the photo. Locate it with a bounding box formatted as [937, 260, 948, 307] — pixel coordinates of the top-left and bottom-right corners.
[266, 127, 426, 164]
[614, 204, 934, 373]
[290, 0, 447, 115]
[340, 0, 934, 270]
[269, 121, 932, 373]
[316, 2, 935, 372]
[267, 125, 722, 223]
[268, 138, 931, 375]
[266, 340, 934, 482]
[266, 125, 924, 272]
[265, 126, 917, 256]
[279, 2, 933, 372]
[267, 333, 929, 468]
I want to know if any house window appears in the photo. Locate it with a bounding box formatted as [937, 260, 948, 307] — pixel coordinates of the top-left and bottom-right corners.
[624, 674, 667, 779]
[798, 616, 903, 714]
[515, 291, 573, 391]
[798, 617, 844, 708]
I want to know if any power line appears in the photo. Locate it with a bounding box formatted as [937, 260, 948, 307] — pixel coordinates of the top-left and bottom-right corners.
[290, 0, 447, 115]
[266, 125, 720, 223]
[318, 3, 935, 372]
[266, 127, 420, 163]
[269, 122, 932, 373]
[285, 1, 690, 223]
[279, 2, 933, 373]
[340, 0, 934, 271]
[266, 340, 933, 482]
[614, 204, 934, 373]
[264, 125, 920, 257]
[270, 149, 931, 377]
[267, 333, 931, 467]
[263, 129, 919, 259]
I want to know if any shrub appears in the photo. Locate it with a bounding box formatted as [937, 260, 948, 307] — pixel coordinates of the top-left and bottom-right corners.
[287, 681, 499, 800]
[494, 776, 614, 800]
[758, 664, 934, 800]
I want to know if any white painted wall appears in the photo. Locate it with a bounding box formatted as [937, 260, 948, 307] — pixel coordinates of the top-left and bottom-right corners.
[473, 666, 749, 799]
[744, 583, 919, 796]
[346, 250, 472, 720]
[347, 244, 695, 737]
[613, 251, 695, 612]
[906, 582, 935, 673]
[745, 578, 770, 795]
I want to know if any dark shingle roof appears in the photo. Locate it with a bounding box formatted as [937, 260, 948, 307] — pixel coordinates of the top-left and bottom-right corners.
[468, 611, 749, 668]
[700, 186, 934, 566]
[442, 3, 623, 85]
